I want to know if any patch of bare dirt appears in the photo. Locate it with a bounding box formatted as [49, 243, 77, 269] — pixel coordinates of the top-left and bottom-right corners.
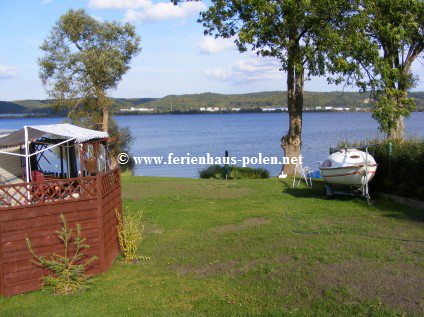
[175, 255, 290, 278]
[209, 217, 272, 234]
[313, 258, 424, 314]
[175, 260, 241, 278]
[319, 217, 362, 226]
[143, 223, 165, 235]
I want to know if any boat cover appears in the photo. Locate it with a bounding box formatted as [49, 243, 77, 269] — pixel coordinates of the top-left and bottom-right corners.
[321, 149, 376, 168]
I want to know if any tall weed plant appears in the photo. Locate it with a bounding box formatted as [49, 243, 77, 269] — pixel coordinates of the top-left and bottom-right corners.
[115, 207, 149, 263]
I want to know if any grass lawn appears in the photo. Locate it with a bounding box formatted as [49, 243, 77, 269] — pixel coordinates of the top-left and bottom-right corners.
[1, 176, 423, 316]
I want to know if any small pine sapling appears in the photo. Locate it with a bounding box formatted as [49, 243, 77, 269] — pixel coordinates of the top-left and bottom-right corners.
[26, 214, 97, 295]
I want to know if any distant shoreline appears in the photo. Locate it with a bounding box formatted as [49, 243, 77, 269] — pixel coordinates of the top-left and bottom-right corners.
[1, 109, 423, 119]
[3, 91, 423, 117]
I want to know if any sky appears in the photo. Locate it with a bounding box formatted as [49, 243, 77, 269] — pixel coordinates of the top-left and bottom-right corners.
[0, 0, 423, 101]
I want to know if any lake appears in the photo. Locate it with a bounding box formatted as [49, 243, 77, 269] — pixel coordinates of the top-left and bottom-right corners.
[1, 112, 423, 178]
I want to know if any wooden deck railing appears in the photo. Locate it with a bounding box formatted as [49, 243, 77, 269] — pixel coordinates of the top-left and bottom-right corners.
[101, 168, 120, 196]
[0, 176, 98, 208]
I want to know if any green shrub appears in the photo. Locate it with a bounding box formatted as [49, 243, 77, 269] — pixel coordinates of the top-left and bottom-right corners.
[371, 138, 424, 200]
[199, 165, 226, 179]
[199, 165, 270, 179]
[334, 138, 424, 200]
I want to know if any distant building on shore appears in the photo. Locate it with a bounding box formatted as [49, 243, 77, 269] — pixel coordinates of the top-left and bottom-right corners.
[200, 107, 220, 112]
[120, 107, 155, 112]
[262, 107, 288, 112]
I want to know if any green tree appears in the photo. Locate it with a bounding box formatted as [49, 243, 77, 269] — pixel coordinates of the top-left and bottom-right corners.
[174, 0, 351, 174]
[330, 0, 423, 139]
[39, 9, 141, 133]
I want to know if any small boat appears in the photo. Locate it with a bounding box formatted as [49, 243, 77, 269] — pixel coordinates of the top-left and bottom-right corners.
[319, 148, 378, 188]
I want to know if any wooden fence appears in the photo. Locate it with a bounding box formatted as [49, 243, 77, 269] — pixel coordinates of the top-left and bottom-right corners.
[0, 168, 122, 296]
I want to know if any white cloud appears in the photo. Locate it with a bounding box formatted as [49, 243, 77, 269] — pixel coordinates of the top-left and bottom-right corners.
[206, 57, 282, 83]
[92, 15, 104, 22]
[0, 65, 18, 79]
[205, 68, 232, 81]
[199, 36, 236, 54]
[124, 2, 206, 24]
[41, 0, 53, 4]
[88, 0, 151, 9]
[89, 0, 206, 24]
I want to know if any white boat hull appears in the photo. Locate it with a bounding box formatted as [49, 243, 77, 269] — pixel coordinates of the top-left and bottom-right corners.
[320, 164, 377, 186]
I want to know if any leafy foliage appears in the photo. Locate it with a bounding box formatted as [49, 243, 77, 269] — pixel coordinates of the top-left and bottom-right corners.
[372, 89, 415, 137]
[371, 138, 424, 200]
[26, 214, 97, 295]
[329, 0, 424, 138]
[38, 8, 141, 132]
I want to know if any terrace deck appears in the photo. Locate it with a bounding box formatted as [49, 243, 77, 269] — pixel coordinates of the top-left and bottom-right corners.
[0, 168, 122, 296]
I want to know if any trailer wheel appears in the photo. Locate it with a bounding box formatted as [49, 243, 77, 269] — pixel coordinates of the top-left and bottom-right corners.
[324, 185, 333, 199]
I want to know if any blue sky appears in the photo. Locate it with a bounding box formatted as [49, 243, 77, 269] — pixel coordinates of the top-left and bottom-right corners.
[0, 0, 423, 101]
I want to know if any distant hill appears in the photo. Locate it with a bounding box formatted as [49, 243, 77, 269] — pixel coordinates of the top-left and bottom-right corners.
[114, 98, 158, 105]
[0, 99, 65, 116]
[13, 99, 52, 109]
[0, 101, 28, 113]
[1, 91, 423, 115]
[123, 91, 424, 112]
[410, 91, 424, 101]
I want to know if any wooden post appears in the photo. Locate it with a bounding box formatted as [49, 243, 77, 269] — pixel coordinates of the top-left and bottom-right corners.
[104, 142, 110, 172]
[60, 146, 64, 178]
[79, 144, 84, 177]
[117, 168, 123, 221]
[24, 126, 31, 202]
[96, 173, 106, 273]
[66, 142, 70, 178]
[0, 226, 4, 296]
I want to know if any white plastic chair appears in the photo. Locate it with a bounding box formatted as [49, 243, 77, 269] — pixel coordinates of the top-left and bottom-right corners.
[292, 163, 312, 188]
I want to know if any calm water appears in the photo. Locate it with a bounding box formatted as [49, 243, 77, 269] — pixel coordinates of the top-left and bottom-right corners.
[1, 112, 423, 177]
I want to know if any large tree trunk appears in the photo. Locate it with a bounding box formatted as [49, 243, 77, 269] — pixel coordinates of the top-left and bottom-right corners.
[95, 88, 110, 133]
[103, 106, 118, 169]
[388, 84, 406, 140]
[391, 80, 408, 140]
[97, 91, 116, 167]
[391, 115, 404, 140]
[102, 103, 110, 133]
[281, 43, 304, 176]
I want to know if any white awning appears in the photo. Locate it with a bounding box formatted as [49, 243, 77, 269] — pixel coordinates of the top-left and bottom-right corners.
[0, 123, 108, 148]
[0, 129, 17, 138]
